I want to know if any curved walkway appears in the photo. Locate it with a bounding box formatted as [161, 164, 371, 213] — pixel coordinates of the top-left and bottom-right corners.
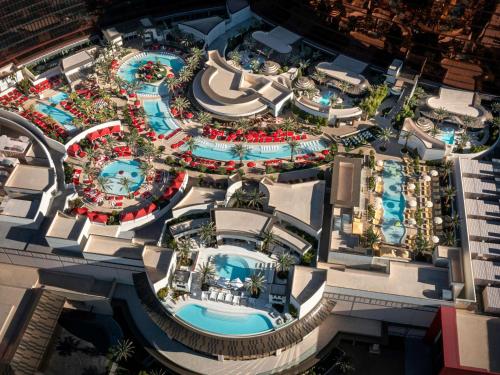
[132, 272, 336, 360]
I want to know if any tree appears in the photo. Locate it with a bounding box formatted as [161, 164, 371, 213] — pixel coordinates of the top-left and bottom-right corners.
[433, 107, 449, 129]
[287, 139, 300, 161]
[110, 339, 134, 363]
[171, 96, 190, 117]
[461, 115, 475, 130]
[261, 230, 276, 253]
[444, 231, 456, 247]
[198, 261, 216, 289]
[400, 129, 414, 152]
[230, 188, 246, 208]
[247, 188, 265, 209]
[185, 137, 198, 153]
[96, 176, 112, 196]
[197, 111, 212, 126]
[119, 176, 134, 198]
[228, 50, 242, 65]
[441, 160, 454, 181]
[249, 58, 261, 73]
[363, 226, 381, 250]
[276, 253, 294, 279]
[458, 132, 470, 150]
[245, 272, 266, 297]
[235, 118, 251, 132]
[337, 81, 352, 96]
[177, 237, 195, 265]
[332, 352, 355, 374]
[442, 186, 456, 205]
[379, 127, 394, 151]
[281, 117, 297, 132]
[296, 59, 310, 77]
[311, 69, 327, 86]
[231, 144, 249, 165]
[199, 221, 216, 247]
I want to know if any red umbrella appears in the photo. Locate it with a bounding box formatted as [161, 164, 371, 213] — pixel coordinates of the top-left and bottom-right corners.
[93, 214, 108, 224]
[87, 131, 100, 142]
[87, 211, 98, 220]
[68, 143, 80, 154]
[129, 93, 136, 98]
[134, 100, 141, 108]
[167, 73, 175, 79]
[135, 208, 147, 219]
[121, 211, 135, 222]
[247, 161, 256, 167]
[146, 203, 157, 214]
[75, 207, 88, 215]
[185, 112, 193, 119]
[147, 61, 153, 65]
[226, 160, 235, 166]
[119, 88, 127, 95]
[321, 149, 330, 155]
[184, 156, 192, 163]
[146, 74, 152, 80]
[99, 127, 111, 137]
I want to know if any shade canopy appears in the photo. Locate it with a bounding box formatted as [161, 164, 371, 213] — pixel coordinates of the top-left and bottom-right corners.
[247, 161, 256, 167]
[426, 201, 434, 208]
[434, 217, 443, 224]
[407, 183, 416, 190]
[432, 236, 440, 244]
[409, 199, 417, 208]
[423, 175, 431, 182]
[430, 169, 439, 177]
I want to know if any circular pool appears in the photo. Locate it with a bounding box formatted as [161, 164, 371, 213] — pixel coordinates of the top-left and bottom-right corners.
[99, 160, 144, 196]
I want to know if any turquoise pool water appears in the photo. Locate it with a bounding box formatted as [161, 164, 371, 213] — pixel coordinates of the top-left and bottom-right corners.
[315, 90, 335, 106]
[176, 304, 273, 336]
[438, 128, 455, 145]
[381, 160, 406, 244]
[99, 160, 144, 196]
[142, 100, 179, 134]
[189, 139, 328, 161]
[213, 254, 258, 280]
[117, 52, 184, 96]
[35, 102, 75, 131]
[48, 91, 68, 105]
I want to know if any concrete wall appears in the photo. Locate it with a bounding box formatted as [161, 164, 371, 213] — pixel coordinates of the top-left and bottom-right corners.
[226, 5, 252, 29]
[291, 281, 325, 319]
[275, 210, 321, 239]
[179, 20, 226, 47]
[64, 120, 122, 151]
[400, 133, 450, 161]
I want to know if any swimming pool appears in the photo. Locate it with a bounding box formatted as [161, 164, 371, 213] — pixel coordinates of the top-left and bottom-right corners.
[213, 254, 258, 280]
[35, 102, 75, 131]
[381, 160, 406, 244]
[189, 139, 328, 161]
[142, 100, 179, 134]
[176, 304, 273, 336]
[48, 91, 68, 105]
[117, 52, 184, 96]
[438, 128, 455, 145]
[99, 160, 144, 196]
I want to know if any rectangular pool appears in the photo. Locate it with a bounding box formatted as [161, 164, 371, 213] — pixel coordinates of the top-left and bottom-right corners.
[35, 102, 76, 131]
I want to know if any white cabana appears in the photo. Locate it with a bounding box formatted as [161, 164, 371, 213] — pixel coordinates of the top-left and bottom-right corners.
[432, 236, 440, 244]
[408, 183, 416, 190]
[409, 199, 417, 208]
[430, 169, 439, 177]
[408, 218, 417, 226]
[376, 176, 383, 183]
[231, 277, 244, 289]
[426, 201, 434, 208]
[434, 217, 443, 224]
[423, 175, 432, 182]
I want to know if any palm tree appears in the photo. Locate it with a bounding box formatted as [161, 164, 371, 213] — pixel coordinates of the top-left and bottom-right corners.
[363, 226, 381, 251]
[444, 231, 456, 247]
[333, 352, 355, 374]
[249, 58, 261, 73]
[461, 115, 475, 130]
[198, 261, 216, 289]
[245, 272, 266, 298]
[235, 118, 251, 132]
[139, 161, 154, 178]
[185, 137, 198, 153]
[110, 339, 134, 363]
[177, 237, 194, 265]
[441, 160, 453, 181]
[119, 176, 134, 198]
[379, 127, 394, 151]
[197, 111, 212, 126]
[171, 96, 190, 117]
[261, 230, 276, 253]
[400, 129, 414, 152]
[125, 129, 141, 154]
[199, 221, 216, 247]
[247, 188, 265, 209]
[276, 253, 294, 279]
[296, 59, 310, 77]
[442, 186, 456, 205]
[337, 81, 352, 96]
[231, 144, 248, 165]
[230, 188, 246, 208]
[190, 46, 204, 62]
[96, 176, 112, 196]
[165, 77, 179, 94]
[433, 107, 449, 130]
[281, 117, 296, 132]
[458, 132, 470, 150]
[287, 139, 300, 161]
[311, 69, 327, 86]
[228, 50, 242, 65]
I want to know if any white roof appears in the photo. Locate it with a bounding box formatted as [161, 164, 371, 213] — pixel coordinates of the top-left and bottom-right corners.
[291, 266, 326, 304]
[61, 50, 94, 72]
[83, 235, 142, 259]
[252, 26, 300, 54]
[4, 164, 52, 192]
[316, 54, 368, 85]
[427, 87, 480, 117]
[46, 211, 85, 240]
[0, 198, 38, 219]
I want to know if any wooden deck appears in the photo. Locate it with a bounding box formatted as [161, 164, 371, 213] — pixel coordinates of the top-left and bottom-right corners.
[133, 272, 336, 360]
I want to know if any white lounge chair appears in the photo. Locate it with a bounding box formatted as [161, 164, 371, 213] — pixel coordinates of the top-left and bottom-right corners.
[232, 296, 240, 305]
[224, 293, 233, 303]
[217, 292, 225, 302]
[209, 291, 217, 300]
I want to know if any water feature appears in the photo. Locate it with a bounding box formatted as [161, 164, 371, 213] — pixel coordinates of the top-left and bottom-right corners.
[99, 160, 144, 196]
[438, 128, 455, 145]
[48, 91, 68, 105]
[142, 100, 179, 134]
[380, 160, 406, 244]
[35, 102, 75, 131]
[212, 254, 258, 281]
[176, 304, 273, 336]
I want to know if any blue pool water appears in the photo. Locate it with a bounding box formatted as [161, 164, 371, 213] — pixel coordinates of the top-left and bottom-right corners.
[381, 160, 406, 244]
[176, 304, 273, 336]
[99, 160, 144, 196]
[188, 139, 328, 161]
[142, 100, 179, 134]
[117, 52, 184, 96]
[438, 128, 455, 145]
[35, 102, 75, 131]
[213, 254, 258, 280]
[48, 91, 68, 105]
[315, 90, 335, 106]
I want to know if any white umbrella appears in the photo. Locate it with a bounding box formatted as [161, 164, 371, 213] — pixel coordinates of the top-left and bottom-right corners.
[407, 183, 416, 190]
[376, 160, 384, 167]
[423, 175, 431, 182]
[376, 176, 383, 183]
[432, 236, 440, 244]
[434, 217, 443, 224]
[231, 278, 244, 289]
[430, 169, 438, 177]
[426, 201, 434, 208]
[408, 218, 417, 226]
[409, 199, 417, 208]
[375, 197, 383, 208]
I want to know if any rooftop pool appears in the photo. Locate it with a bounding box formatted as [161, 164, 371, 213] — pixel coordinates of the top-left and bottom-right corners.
[35, 102, 75, 131]
[142, 99, 179, 134]
[189, 139, 328, 161]
[438, 128, 455, 145]
[48, 91, 68, 105]
[381, 160, 406, 244]
[213, 254, 258, 281]
[176, 304, 274, 336]
[99, 160, 144, 196]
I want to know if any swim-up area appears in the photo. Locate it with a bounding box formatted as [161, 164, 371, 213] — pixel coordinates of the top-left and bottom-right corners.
[189, 139, 329, 161]
[35, 102, 75, 131]
[213, 254, 258, 280]
[142, 99, 179, 134]
[99, 160, 144, 196]
[176, 304, 274, 336]
[381, 160, 406, 244]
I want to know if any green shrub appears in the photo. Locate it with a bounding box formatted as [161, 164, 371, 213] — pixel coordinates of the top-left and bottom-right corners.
[157, 286, 170, 302]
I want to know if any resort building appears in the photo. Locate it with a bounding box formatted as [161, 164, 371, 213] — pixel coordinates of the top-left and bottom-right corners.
[398, 118, 451, 161]
[193, 50, 293, 118]
[60, 50, 95, 84]
[251, 26, 301, 62]
[316, 55, 370, 95]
